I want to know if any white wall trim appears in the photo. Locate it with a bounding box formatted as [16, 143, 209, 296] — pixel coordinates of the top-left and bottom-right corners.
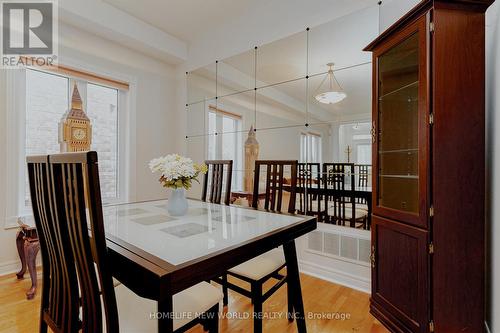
[299, 259, 370, 293]
[0, 259, 21, 277]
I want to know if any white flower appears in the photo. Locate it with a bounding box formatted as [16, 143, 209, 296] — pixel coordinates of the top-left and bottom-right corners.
[149, 154, 203, 183]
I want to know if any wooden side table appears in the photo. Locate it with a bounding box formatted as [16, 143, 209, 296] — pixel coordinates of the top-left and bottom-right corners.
[15, 223, 40, 300]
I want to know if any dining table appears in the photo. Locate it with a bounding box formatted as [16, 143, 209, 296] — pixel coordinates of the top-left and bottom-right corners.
[102, 198, 317, 333]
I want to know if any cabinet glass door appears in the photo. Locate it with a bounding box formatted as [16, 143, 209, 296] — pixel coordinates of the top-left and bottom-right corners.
[374, 18, 428, 227]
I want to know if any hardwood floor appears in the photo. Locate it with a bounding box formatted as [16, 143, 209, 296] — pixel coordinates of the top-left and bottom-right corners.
[0, 269, 388, 333]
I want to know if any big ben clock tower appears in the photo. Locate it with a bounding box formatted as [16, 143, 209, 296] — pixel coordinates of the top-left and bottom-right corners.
[59, 84, 92, 152]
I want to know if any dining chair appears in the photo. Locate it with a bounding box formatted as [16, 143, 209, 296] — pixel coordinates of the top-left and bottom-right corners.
[323, 163, 355, 190]
[297, 163, 321, 217]
[220, 160, 298, 333]
[27, 155, 80, 333]
[202, 160, 233, 304]
[33, 151, 222, 333]
[355, 164, 370, 188]
[322, 163, 367, 228]
[354, 164, 371, 210]
[201, 160, 233, 205]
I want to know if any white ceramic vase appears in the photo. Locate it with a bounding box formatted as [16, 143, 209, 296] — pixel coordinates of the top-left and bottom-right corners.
[167, 188, 188, 216]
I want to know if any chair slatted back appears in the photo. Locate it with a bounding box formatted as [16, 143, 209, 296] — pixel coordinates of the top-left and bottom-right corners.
[355, 164, 370, 187]
[355, 164, 371, 204]
[27, 155, 81, 333]
[252, 160, 298, 214]
[202, 160, 233, 205]
[323, 163, 355, 191]
[297, 163, 321, 215]
[49, 152, 119, 333]
[322, 163, 355, 226]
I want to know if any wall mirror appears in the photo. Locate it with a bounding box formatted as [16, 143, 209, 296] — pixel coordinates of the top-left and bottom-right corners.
[186, 4, 379, 234]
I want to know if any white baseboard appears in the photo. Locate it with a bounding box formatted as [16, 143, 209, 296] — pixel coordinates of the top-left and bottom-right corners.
[0, 257, 42, 277]
[299, 259, 371, 293]
[0, 259, 21, 276]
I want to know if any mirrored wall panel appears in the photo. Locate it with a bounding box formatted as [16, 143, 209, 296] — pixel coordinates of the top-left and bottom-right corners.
[185, 3, 380, 232]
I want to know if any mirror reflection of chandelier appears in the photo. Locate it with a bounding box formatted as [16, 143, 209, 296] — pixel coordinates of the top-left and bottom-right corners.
[314, 62, 347, 105]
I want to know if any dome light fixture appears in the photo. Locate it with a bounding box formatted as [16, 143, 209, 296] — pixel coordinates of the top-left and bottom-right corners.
[314, 63, 347, 105]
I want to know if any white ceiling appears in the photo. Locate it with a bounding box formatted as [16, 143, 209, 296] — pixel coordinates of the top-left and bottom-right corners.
[102, 0, 267, 43]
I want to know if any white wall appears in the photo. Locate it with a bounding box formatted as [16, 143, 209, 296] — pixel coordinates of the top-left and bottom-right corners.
[0, 22, 180, 275]
[379, 0, 420, 31]
[486, 2, 499, 332]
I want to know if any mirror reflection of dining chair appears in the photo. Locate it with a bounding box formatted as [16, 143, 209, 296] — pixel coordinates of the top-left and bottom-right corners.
[29, 151, 223, 333]
[322, 163, 367, 229]
[354, 164, 371, 212]
[297, 163, 322, 219]
[202, 160, 233, 206]
[218, 160, 298, 333]
[323, 189, 368, 229]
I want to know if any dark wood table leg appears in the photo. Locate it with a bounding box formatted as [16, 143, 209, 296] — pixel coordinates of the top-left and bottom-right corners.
[158, 295, 174, 332]
[25, 241, 40, 300]
[283, 240, 307, 333]
[16, 231, 27, 279]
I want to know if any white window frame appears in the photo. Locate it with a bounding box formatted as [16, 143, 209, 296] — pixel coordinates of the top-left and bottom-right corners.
[356, 143, 372, 165]
[4, 66, 132, 229]
[206, 108, 243, 191]
[300, 131, 322, 164]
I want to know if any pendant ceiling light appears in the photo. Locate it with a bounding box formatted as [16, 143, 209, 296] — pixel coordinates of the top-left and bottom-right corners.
[314, 63, 347, 105]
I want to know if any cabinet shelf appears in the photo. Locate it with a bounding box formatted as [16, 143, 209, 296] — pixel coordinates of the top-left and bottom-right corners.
[378, 148, 418, 154]
[379, 81, 419, 100]
[379, 174, 418, 179]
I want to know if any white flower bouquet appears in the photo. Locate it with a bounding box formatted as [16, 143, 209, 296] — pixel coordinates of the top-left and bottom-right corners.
[149, 154, 208, 190]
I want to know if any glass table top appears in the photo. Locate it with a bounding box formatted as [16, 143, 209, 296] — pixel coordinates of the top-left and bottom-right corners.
[102, 199, 304, 266]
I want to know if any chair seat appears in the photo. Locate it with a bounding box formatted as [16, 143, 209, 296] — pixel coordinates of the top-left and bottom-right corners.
[115, 282, 222, 332]
[296, 199, 323, 214]
[344, 202, 369, 212]
[328, 206, 368, 220]
[228, 248, 285, 281]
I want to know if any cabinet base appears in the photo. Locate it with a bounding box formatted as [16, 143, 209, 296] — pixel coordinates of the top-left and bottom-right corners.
[370, 299, 420, 333]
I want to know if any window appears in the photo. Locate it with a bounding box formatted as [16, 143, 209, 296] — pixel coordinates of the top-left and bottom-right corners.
[357, 144, 372, 165]
[207, 108, 243, 190]
[338, 122, 372, 163]
[300, 132, 322, 164]
[21, 68, 125, 211]
[24, 69, 70, 206]
[87, 83, 119, 200]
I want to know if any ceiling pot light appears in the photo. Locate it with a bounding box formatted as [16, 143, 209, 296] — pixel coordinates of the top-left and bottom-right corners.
[314, 63, 347, 105]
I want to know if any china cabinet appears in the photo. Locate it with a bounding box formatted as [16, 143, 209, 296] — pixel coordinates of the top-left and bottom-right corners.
[364, 0, 493, 332]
